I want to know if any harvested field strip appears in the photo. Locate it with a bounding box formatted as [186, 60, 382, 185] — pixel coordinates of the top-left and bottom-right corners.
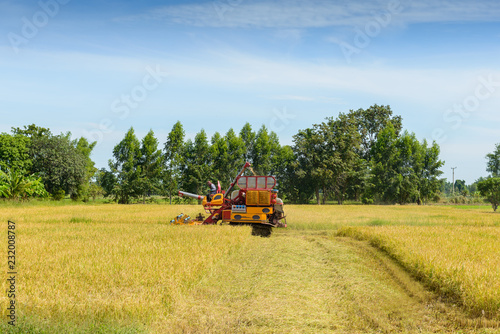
[337, 225, 500, 321]
[163, 231, 472, 333]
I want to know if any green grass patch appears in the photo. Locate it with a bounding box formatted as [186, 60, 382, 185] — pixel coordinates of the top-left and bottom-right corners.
[69, 216, 93, 223]
[0, 316, 146, 334]
[367, 219, 389, 226]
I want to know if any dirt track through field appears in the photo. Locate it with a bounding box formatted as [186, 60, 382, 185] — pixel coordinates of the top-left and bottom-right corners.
[163, 230, 483, 333]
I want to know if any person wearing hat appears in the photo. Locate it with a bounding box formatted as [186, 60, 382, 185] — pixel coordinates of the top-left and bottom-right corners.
[207, 181, 217, 202]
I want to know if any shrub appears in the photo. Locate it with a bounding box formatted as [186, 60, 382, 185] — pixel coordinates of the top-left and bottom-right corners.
[52, 189, 66, 201]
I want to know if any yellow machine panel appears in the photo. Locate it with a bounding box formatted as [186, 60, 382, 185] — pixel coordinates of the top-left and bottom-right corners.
[246, 206, 273, 214]
[203, 193, 224, 206]
[259, 191, 270, 206]
[211, 194, 224, 206]
[230, 213, 266, 223]
[246, 191, 259, 205]
[246, 190, 271, 206]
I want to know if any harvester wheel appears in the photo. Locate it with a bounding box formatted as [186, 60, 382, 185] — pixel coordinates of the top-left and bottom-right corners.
[251, 224, 272, 237]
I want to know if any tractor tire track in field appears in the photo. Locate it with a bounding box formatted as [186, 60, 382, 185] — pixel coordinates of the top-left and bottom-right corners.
[162, 230, 495, 333]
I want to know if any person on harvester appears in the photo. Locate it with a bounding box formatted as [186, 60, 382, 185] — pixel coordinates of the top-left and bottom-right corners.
[207, 181, 217, 202]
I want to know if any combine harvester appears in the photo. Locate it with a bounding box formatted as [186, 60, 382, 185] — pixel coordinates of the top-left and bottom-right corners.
[174, 162, 286, 237]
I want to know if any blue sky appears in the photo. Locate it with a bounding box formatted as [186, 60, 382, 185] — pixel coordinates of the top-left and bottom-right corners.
[1, 0, 500, 184]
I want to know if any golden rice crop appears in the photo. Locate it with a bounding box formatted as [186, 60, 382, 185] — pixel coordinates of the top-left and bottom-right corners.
[1, 202, 500, 331]
[338, 224, 500, 319]
[0, 204, 253, 332]
[286, 204, 500, 230]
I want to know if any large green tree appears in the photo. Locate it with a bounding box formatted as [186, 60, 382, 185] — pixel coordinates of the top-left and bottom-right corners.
[416, 139, 444, 204]
[181, 129, 211, 195]
[164, 121, 185, 203]
[351, 104, 402, 161]
[12, 124, 51, 140]
[30, 133, 87, 198]
[72, 137, 97, 201]
[370, 126, 414, 204]
[239, 122, 255, 163]
[271, 145, 296, 201]
[0, 133, 32, 173]
[477, 177, 500, 211]
[251, 125, 275, 175]
[318, 113, 364, 204]
[210, 132, 230, 187]
[370, 126, 443, 204]
[96, 168, 116, 198]
[454, 179, 467, 195]
[292, 127, 323, 204]
[224, 128, 246, 180]
[486, 143, 500, 177]
[138, 130, 164, 203]
[109, 127, 142, 204]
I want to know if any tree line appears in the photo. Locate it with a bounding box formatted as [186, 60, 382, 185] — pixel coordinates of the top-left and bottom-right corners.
[0, 125, 96, 201]
[98, 122, 284, 204]
[286, 106, 444, 204]
[2, 105, 498, 206]
[98, 105, 446, 205]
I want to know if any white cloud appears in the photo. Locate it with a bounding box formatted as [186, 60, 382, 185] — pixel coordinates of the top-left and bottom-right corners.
[162, 50, 492, 104]
[269, 95, 316, 101]
[2, 46, 498, 109]
[268, 95, 347, 104]
[119, 0, 500, 29]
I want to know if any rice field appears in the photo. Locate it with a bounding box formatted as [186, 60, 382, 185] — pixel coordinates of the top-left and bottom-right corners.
[0, 202, 499, 332]
[338, 223, 500, 319]
[0, 204, 254, 333]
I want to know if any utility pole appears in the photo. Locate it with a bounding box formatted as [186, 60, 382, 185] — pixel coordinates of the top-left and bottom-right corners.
[451, 167, 457, 195]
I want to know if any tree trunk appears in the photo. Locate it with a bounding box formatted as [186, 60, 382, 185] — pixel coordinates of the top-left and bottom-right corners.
[315, 188, 320, 205]
[339, 184, 346, 205]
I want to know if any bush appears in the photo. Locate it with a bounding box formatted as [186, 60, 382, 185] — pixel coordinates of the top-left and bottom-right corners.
[432, 193, 441, 203]
[361, 195, 374, 205]
[52, 189, 65, 201]
[0, 169, 49, 200]
[70, 192, 80, 201]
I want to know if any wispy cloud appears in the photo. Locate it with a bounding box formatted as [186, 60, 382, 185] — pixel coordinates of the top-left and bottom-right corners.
[268, 95, 346, 104]
[164, 50, 491, 104]
[2, 46, 497, 107]
[270, 95, 315, 101]
[118, 0, 500, 29]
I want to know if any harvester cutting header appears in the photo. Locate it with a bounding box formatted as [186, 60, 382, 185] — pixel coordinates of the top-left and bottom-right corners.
[175, 162, 286, 237]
